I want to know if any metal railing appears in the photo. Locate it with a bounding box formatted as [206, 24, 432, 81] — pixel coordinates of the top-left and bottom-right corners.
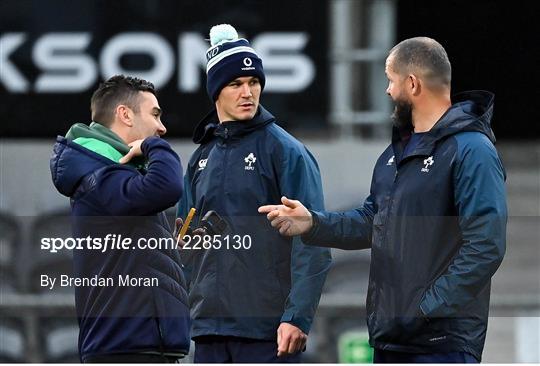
[329, 0, 396, 137]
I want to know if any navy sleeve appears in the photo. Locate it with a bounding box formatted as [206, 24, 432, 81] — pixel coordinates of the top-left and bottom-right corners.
[420, 133, 507, 317]
[94, 137, 183, 216]
[302, 195, 375, 250]
[301, 169, 377, 250]
[277, 145, 332, 334]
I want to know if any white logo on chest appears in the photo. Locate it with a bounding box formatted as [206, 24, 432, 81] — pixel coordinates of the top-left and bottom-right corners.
[198, 158, 208, 171]
[421, 156, 434, 173]
[244, 153, 256, 170]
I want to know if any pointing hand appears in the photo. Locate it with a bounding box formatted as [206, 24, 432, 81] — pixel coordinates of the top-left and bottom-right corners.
[258, 196, 313, 236]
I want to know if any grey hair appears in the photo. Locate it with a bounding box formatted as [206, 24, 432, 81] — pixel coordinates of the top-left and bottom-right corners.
[388, 37, 451, 89]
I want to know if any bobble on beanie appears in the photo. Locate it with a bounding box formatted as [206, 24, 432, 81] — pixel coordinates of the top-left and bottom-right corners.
[209, 24, 239, 46]
[205, 24, 266, 101]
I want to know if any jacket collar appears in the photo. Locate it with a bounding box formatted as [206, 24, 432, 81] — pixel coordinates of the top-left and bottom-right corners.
[66, 121, 131, 155]
[192, 105, 275, 144]
[392, 90, 496, 161]
[64, 121, 147, 167]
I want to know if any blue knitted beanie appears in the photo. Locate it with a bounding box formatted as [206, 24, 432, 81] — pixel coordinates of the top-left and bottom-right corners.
[206, 24, 266, 101]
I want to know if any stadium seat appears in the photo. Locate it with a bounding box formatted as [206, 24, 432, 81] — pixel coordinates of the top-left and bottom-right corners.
[0, 213, 22, 293]
[28, 210, 74, 293]
[39, 317, 79, 362]
[0, 318, 26, 362]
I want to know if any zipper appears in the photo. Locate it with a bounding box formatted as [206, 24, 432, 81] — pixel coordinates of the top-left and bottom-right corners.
[385, 167, 399, 226]
[371, 164, 399, 321]
[376, 163, 400, 264]
[216, 134, 230, 334]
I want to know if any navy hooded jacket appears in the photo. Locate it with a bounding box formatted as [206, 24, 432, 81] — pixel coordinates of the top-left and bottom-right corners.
[50, 135, 190, 361]
[178, 106, 332, 340]
[302, 91, 507, 360]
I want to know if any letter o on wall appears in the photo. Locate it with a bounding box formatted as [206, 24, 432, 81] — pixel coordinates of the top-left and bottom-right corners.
[100, 32, 174, 88]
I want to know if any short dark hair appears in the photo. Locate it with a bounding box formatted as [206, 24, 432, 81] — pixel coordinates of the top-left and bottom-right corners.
[389, 37, 451, 89]
[90, 75, 156, 126]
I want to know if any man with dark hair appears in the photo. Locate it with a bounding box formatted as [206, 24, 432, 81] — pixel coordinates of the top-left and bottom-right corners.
[177, 24, 331, 363]
[260, 37, 507, 363]
[51, 75, 190, 362]
[90, 75, 157, 127]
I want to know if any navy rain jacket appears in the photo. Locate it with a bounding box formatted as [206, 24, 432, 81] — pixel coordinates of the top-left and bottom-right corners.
[303, 91, 507, 360]
[178, 106, 332, 340]
[51, 136, 190, 361]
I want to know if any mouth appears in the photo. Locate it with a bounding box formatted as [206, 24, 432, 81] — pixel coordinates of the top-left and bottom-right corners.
[239, 102, 254, 109]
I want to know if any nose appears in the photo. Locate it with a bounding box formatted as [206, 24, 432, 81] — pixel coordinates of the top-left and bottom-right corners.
[240, 83, 252, 97]
[385, 84, 391, 96]
[157, 120, 167, 136]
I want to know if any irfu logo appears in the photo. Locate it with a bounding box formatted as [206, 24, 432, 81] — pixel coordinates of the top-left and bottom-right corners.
[421, 156, 434, 173]
[198, 158, 208, 171]
[244, 153, 256, 171]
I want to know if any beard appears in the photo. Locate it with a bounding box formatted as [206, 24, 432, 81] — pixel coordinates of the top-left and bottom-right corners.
[391, 97, 413, 130]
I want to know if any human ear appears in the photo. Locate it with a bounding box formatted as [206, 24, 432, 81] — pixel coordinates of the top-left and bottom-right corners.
[409, 74, 421, 96]
[116, 105, 133, 127]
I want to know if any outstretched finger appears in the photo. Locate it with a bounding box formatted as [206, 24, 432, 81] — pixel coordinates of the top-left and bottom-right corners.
[258, 204, 278, 213]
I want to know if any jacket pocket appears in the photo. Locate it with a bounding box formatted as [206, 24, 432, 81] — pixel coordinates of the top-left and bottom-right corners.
[371, 213, 385, 250]
[151, 286, 191, 351]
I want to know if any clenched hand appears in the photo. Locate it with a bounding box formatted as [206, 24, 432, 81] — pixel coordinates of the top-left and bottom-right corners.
[276, 322, 307, 357]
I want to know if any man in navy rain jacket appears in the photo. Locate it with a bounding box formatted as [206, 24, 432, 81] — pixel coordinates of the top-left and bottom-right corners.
[177, 24, 331, 363]
[50, 75, 190, 362]
[260, 37, 507, 363]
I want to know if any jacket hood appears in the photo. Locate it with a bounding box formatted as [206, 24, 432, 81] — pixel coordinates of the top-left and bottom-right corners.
[51, 136, 116, 197]
[428, 90, 496, 143]
[66, 121, 131, 155]
[393, 90, 496, 155]
[193, 105, 275, 144]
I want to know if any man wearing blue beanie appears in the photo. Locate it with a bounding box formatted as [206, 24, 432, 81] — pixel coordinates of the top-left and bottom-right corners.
[205, 25, 266, 102]
[177, 24, 331, 363]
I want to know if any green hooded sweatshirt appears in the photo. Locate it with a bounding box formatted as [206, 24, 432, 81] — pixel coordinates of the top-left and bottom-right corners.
[65, 122, 145, 167]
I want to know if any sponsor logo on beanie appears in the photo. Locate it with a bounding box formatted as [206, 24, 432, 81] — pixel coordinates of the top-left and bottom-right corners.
[205, 24, 266, 100]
